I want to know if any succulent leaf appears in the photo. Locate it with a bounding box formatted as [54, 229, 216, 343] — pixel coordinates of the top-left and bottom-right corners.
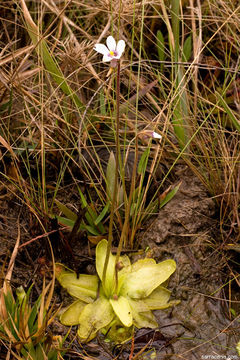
[55, 263, 98, 303]
[143, 286, 172, 310]
[56, 241, 178, 343]
[60, 300, 87, 325]
[78, 297, 114, 341]
[96, 239, 116, 296]
[131, 258, 156, 271]
[121, 259, 176, 299]
[109, 296, 132, 327]
[128, 299, 158, 329]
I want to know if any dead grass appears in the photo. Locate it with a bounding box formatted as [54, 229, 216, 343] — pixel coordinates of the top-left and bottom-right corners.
[0, 0, 239, 357]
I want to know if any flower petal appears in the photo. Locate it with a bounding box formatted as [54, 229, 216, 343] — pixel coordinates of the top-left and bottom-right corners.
[60, 300, 86, 326]
[55, 263, 98, 303]
[128, 298, 158, 329]
[109, 296, 132, 327]
[121, 259, 176, 299]
[78, 297, 114, 341]
[106, 36, 116, 51]
[116, 40, 125, 58]
[152, 131, 162, 139]
[102, 54, 112, 62]
[94, 44, 109, 55]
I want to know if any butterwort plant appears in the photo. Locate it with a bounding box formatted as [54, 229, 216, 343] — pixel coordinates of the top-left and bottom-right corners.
[54, 36, 179, 344]
[94, 35, 126, 289]
[56, 239, 178, 343]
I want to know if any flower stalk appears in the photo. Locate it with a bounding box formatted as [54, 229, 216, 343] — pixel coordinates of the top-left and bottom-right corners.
[114, 134, 139, 293]
[102, 61, 121, 293]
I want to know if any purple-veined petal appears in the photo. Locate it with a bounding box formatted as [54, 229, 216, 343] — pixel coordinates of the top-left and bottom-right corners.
[116, 40, 125, 58]
[94, 44, 109, 56]
[106, 36, 116, 51]
[102, 54, 112, 62]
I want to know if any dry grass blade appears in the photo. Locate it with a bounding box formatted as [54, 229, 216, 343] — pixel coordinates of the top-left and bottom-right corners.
[0, 45, 34, 67]
[0, 135, 18, 161]
[0, 219, 21, 342]
[2, 219, 21, 293]
[19, 0, 84, 109]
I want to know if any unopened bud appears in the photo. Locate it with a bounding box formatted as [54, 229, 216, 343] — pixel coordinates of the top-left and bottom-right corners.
[113, 294, 118, 300]
[116, 261, 124, 271]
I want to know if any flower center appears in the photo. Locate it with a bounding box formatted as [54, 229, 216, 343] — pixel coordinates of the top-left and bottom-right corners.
[109, 50, 117, 57]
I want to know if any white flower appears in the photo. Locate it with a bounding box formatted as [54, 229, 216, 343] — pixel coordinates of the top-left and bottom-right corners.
[140, 130, 162, 140]
[94, 36, 125, 62]
[138, 130, 162, 143]
[152, 131, 162, 139]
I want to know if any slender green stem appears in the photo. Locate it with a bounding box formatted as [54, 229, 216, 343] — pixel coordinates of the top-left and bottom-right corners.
[102, 62, 121, 293]
[114, 136, 139, 294]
